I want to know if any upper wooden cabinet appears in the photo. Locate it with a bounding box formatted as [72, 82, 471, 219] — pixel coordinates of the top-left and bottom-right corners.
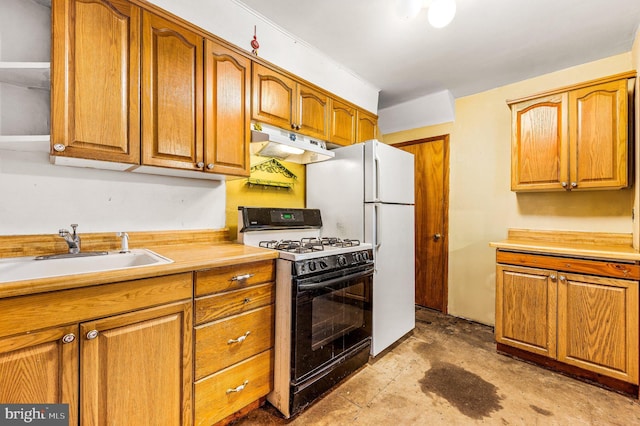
[51, 0, 141, 163]
[252, 63, 329, 140]
[509, 72, 635, 192]
[141, 11, 203, 171]
[329, 99, 357, 146]
[204, 39, 251, 177]
[357, 109, 379, 143]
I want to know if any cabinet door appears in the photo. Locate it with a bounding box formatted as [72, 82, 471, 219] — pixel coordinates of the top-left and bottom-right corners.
[329, 99, 357, 146]
[557, 273, 638, 383]
[251, 63, 296, 130]
[51, 0, 140, 163]
[356, 110, 378, 142]
[204, 39, 250, 177]
[510, 94, 569, 191]
[296, 84, 329, 139]
[0, 325, 78, 426]
[80, 301, 192, 425]
[141, 11, 203, 170]
[568, 79, 629, 190]
[495, 264, 557, 357]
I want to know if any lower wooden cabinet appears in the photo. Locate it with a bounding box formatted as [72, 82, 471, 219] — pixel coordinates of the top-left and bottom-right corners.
[557, 273, 638, 382]
[80, 301, 192, 425]
[194, 261, 276, 425]
[496, 252, 639, 387]
[496, 264, 557, 358]
[0, 325, 79, 426]
[0, 273, 193, 425]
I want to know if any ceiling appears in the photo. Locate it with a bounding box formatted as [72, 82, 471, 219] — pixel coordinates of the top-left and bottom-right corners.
[235, 0, 640, 110]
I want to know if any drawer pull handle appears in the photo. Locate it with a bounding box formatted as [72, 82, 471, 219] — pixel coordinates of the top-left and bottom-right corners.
[226, 380, 249, 394]
[228, 331, 250, 344]
[231, 273, 254, 281]
[243, 297, 251, 304]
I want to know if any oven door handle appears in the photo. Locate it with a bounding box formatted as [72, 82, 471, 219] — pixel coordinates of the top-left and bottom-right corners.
[297, 269, 373, 291]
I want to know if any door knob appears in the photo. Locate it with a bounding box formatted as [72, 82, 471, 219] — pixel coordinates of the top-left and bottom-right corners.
[433, 233, 441, 241]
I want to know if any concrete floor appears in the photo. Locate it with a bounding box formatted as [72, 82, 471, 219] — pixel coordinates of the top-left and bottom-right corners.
[234, 308, 640, 425]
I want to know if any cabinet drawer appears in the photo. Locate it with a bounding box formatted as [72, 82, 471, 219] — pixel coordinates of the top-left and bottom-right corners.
[195, 304, 274, 379]
[195, 349, 273, 426]
[195, 282, 274, 325]
[195, 260, 274, 296]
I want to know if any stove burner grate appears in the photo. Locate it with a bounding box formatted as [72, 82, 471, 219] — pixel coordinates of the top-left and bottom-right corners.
[258, 237, 361, 254]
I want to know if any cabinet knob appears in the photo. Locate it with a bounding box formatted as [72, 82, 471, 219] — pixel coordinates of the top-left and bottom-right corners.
[561, 182, 568, 188]
[559, 275, 567, 282]
[243, 297, 251, 304]
[570, 182, 577, 188]
[196, 162, 204, 168]
[549, 274, 557, 281]
[433, 233, 441, 241]
[291, 123, 296, 130]
[62, 333, 76, 344]
[53, 143, 66, 152]
[86, 329, 99, 340]
[206, 163, 214, 170]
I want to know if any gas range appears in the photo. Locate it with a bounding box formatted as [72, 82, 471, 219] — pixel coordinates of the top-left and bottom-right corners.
[237, 207, 373, 263]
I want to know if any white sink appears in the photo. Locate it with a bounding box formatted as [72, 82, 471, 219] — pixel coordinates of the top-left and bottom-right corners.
[0, 249, 173, 284]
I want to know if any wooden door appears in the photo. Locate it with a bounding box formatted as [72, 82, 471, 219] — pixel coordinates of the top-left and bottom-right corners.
[51, 0, 140, 163]
[495, 264, 557, 358]
[141, 11, 203, 170]
[356, 110, 378, 142]
[328, 99, 357, 146]
[251, 63, 296, 130]
[569, 79, 629, 190]
[204, 39, 250, 177]
[557, 273, 638, 383]
[396, 135, 449, 311]
[510, 93, 569, 191]
[80, 301, 193, 425]
[0, 325, 79, 425]
[296, 84, 329, 139]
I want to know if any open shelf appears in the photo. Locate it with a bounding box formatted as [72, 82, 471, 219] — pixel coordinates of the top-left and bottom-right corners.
[0, 62, 50, 89]
[0, 135, 50, 152]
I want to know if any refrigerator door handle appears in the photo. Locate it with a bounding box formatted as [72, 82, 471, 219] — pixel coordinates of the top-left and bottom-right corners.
[374, 153, 381, 202]
[374, 204, 381, 250]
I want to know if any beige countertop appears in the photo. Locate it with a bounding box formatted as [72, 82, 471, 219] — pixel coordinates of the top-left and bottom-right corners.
[489, 229, 640, 262]
[0, 242, 278, 300]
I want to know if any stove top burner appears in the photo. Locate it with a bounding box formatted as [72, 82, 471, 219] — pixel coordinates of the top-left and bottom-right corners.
[259, 237, 360, 254]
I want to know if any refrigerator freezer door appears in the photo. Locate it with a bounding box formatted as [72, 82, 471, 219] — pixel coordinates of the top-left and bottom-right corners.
[365, 203, 415, 356]
[306, 144, 366, 240]
[364, 141, 414, 204]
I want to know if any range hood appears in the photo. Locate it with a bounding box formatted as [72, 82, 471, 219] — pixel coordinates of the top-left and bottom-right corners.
[250, 123, 335, 164]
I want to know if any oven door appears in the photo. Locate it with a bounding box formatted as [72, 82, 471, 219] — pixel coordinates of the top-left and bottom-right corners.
[292, 264, 373, 382]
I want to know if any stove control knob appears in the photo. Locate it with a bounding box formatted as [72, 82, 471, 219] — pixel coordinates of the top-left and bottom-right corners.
[354, 252, 362, 262]
[319, 259, 329, 269]
[337, 255, 348, 267]
[362, 251, 370, 261]
[307, 261, 316, 272]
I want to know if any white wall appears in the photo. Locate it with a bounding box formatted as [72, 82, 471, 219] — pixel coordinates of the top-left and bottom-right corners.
[149, 0, 380, 113]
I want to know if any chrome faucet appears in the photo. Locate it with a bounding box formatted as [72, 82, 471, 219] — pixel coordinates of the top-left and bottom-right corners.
[59, 224, 81, 254]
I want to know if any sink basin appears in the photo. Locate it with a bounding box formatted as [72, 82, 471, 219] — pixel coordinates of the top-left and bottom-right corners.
[0, 249, 173, 284]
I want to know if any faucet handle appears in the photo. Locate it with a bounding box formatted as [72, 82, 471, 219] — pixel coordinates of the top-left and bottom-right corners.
[70, 224, 78, 235]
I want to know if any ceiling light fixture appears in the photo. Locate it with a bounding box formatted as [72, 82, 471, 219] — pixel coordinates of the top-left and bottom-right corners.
[394, 0, 456, 28]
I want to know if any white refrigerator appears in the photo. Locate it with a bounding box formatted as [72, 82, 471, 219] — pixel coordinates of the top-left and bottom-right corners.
[307, 140, 415, 356]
